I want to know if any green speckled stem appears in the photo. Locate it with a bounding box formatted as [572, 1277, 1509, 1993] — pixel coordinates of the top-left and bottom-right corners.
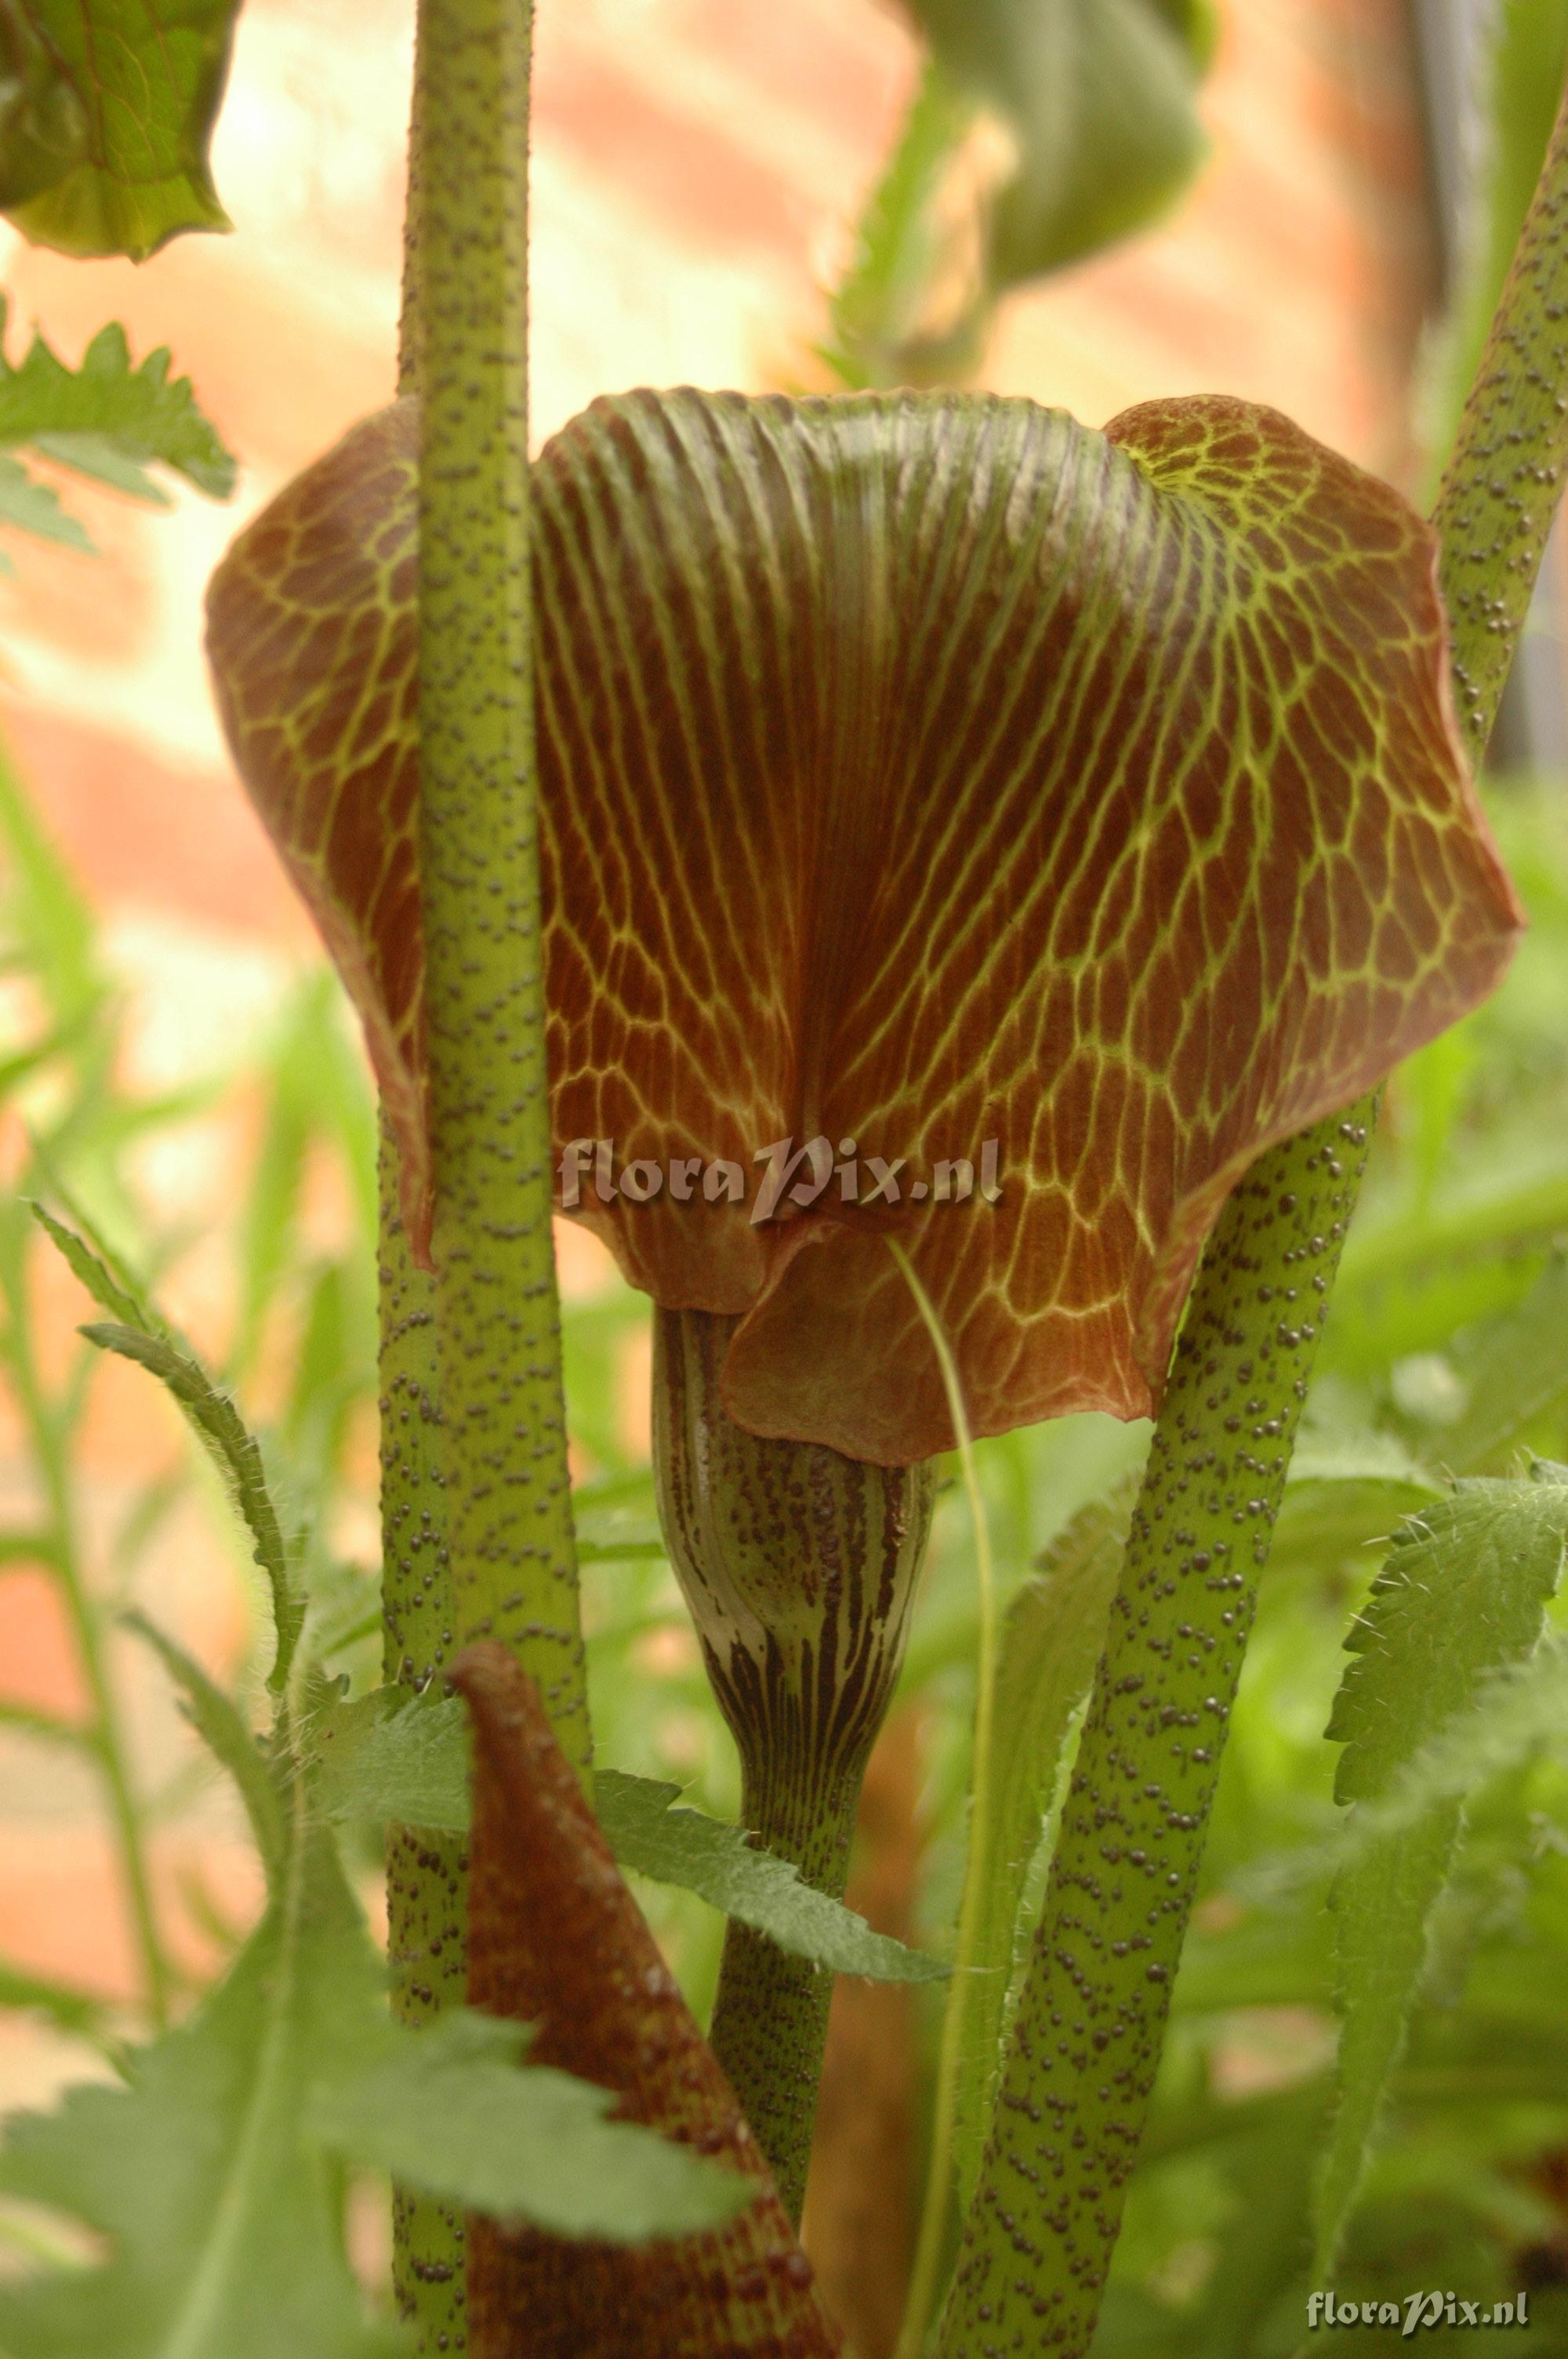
[416, 0, 587, 1765]
[708, 1765, 865, 2228]
[1432, 78, 1568, 758]
[937, 1109, 1371, 2356]
[379, 1128, 467, 2350]
[384, 38, 467, 2347]
[935, 68, 1568, 2359]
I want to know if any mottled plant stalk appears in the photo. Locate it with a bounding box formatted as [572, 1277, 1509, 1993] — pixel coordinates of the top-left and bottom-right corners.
[654, 1308, 936, 2222]
[935, 75, 1568, 2359]
[381, 27, 470, 2341]
[416, 0, 587, 1761]
[380, 1128, 467, 2344]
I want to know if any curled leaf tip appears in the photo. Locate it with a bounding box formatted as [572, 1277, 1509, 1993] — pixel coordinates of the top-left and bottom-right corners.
[208, 386, 1522, 1463]
[452, 1642, 842, 2356]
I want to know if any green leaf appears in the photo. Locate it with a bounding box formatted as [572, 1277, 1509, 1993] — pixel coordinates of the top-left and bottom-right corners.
[312, 2010, 753, 2243]
[123, 1608, 285, 1881]
[85, 1321, 302, 1695]
[952, 1483, 1128, 2210]
[0, 1831, 403, 2359]
[0, 0, 239, 261]
[1271, 1430, 1443, 1576]
[902, 0, 1212, 286]
[0, 305, 234, 495]
[0, 1961, 107, 2041]
[29, 431, 167, 502]
[0, 300, 234, 554]
[0, 451, 92, 554]
[1316, 1468, 1568, 2266]
[308, 1691, 944, 1981]
[310, 1688, 470, 1833]
[30, 1198, 156, 1334]
[1443, 1253, 1568, 1470]
[596, 1768, 946, 1984]
[1318, 1634, 1568, 1878]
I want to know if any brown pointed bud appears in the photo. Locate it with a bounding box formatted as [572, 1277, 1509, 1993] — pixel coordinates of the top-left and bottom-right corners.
[451, 1642, 843, 2358]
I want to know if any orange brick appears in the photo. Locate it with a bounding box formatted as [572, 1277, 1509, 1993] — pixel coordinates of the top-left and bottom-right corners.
[0, 1571, 86, 1724]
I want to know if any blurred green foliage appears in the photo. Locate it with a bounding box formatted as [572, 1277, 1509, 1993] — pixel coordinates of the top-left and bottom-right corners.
[826, 0, 1214, 386]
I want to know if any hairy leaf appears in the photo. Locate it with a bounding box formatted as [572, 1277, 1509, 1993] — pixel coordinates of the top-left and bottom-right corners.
[0, 1831, 401, 2359]
[37, 1226, 305, 1696]
[309, 1688, 940, 1981]
[1279, 1635, 1568, 1892]
[206, 389, 1521, 1464]
[124, 1608, 284, 1880]
[902, 0, 1214, 286]
[0, 0, 238, 260]
[952, 1483, 1130, 2209]
[29, 1199, 154, 1332]
[596, 1768, 945, 1984]
[453, 1644, 840, 2356]
[85, 1321, 302, 1692]
[314, 2011, 750, 2244]
[1316, 1468, 1568, 2265]
[310, 1688, 470, 1830]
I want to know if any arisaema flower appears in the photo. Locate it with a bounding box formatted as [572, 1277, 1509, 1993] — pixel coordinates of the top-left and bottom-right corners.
[206, 387, 1521, 1467]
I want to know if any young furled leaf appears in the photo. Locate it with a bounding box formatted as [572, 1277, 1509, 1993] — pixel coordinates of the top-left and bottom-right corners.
[0, 1830, 403, 2359]
[207, 388, 1520, 1467]
[1316, 1467, 1568, 2266]
[32, 1199, 303, 1692]
[307, 1687, 942, 1983]
[84, 1320, 304, 1694]
[0, 301, 235, 560]
[28, 1197, 158, 1332]
[0, 1, 239, 260]
[452, 1643, 841, 2358]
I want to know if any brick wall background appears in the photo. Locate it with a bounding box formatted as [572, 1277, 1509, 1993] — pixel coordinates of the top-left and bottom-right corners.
[0, 0, 1436, 2135]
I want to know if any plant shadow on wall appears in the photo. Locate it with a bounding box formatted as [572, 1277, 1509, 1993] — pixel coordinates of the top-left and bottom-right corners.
[1, 4, 1568, 2359]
